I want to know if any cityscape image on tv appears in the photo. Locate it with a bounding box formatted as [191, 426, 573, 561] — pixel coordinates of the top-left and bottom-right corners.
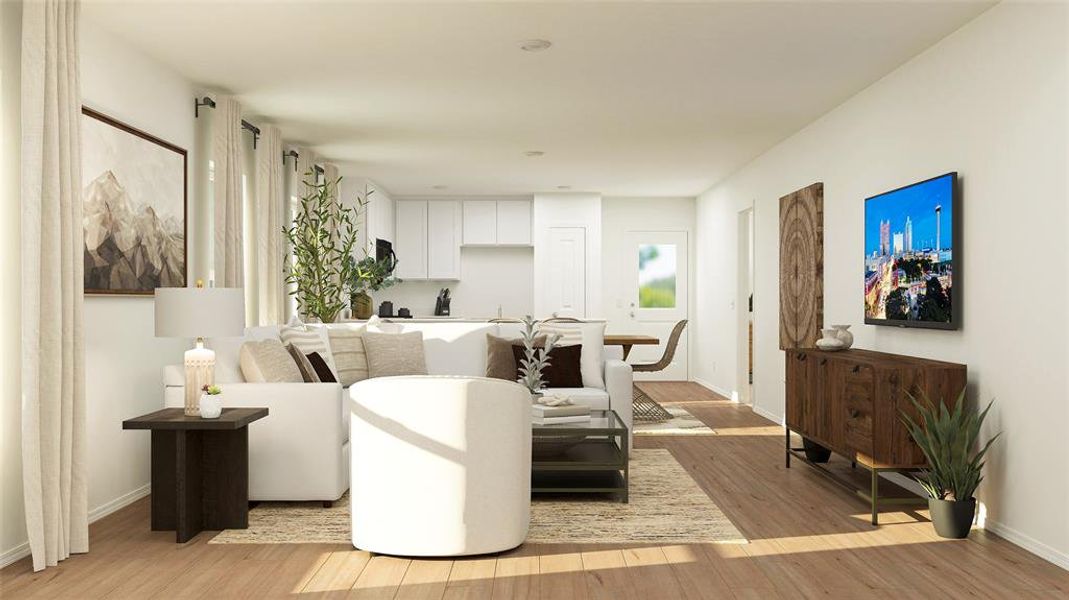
[864, 174, 954, 324]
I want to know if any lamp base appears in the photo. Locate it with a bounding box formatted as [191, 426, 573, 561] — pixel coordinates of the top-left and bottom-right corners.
[185, 342, 216, 417]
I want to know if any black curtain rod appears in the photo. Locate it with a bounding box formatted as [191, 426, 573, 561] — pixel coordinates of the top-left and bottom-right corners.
[282, 149, 299, 172]
[194, 95, 261, 148]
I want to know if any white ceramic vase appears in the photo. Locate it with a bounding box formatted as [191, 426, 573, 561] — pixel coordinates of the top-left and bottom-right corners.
[816, 328, 845, 351]
[199, 394, 223, 419]
[831, 324, 854, 349]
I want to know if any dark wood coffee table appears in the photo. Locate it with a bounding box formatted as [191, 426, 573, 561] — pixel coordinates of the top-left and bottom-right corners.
[531, 409, 629, 503]
[123, 407, 268, 542]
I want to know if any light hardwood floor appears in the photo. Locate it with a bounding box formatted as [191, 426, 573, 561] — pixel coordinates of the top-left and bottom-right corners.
[2, 382, 1066, 599]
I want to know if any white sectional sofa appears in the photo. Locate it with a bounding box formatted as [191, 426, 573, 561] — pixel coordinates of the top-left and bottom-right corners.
[163, 319, 633, 503]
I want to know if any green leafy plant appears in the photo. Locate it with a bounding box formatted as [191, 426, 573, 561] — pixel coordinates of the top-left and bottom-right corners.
[517, 315, 559, 394]
[901, 389, 999, 501]
[284, 174, 363, 323]
[347, 254, 400, 294]
[201, 384, 222, 396]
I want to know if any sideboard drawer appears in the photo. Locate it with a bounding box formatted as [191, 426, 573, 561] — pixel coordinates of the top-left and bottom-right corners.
[842, 364, 874, 455]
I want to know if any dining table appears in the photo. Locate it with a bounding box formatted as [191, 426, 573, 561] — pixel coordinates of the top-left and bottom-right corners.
[603, 334, 660, 360]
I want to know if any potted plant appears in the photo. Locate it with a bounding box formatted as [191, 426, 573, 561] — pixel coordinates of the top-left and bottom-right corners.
[199, 384, 223, 419]
[347, 254, 400, 320]
[283, 174, 363, 323]
[516, 315, 559, 398]
[901, 390, 1000, 539]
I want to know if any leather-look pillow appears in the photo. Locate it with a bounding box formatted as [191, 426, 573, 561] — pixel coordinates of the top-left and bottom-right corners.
[286, 343, 320, 383]
[486, 333, 546, 381]
[307, 352, 338, 383]
[511, 343, 583, 388]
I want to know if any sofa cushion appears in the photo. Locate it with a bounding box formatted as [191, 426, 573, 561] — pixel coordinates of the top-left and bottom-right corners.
[240, 339, 303, 383]
[543, 387, 611, 411]
[538, 321, 606, 390]
[486, 333, 546, 381]
[328, 327, 370, 387]
[307, 352, 338, 383]
[362, 331, 429, 377]
[281, 317, 338, 380]
[511, 343, 584, 388]
[286, 343, 320, 383]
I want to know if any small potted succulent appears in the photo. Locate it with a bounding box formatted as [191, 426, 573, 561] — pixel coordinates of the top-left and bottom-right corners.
[199, 384, 223, 419]
[901, 390, 1000, 539]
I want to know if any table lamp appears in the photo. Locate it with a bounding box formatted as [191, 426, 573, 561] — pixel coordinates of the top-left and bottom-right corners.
[155, 282, 245, 416]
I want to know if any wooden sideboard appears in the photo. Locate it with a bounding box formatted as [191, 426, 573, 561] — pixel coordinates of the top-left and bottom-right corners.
[785, 348, 966, 524]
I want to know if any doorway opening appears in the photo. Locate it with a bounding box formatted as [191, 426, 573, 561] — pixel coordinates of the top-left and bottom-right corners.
[736, 208, 754, 404]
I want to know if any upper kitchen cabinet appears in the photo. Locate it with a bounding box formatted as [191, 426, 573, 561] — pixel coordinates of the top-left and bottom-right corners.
[394, 200, 461, 280]
[461, 199, 532, 247]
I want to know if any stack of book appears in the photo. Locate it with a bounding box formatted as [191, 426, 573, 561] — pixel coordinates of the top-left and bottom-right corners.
[532, 403, 591, 425]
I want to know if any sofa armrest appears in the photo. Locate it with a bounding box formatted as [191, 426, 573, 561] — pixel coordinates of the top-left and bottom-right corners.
[604, 359, 633, 449]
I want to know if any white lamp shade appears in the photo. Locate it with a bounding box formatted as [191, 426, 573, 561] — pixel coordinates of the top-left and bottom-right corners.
[154, 287, 246, 338]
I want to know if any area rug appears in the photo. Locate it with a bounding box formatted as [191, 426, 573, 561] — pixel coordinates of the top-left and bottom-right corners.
[633, 406, 715, 436]
[209, 449, 745, 545]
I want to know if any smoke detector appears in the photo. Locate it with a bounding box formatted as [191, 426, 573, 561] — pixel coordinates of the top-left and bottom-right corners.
[524, 150, 545, 157]
[519, 39, 552, 52]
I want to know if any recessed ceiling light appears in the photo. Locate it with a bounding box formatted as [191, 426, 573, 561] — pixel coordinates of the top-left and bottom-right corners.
[557, 185, 571, 190]
[432, 185, 448, 190]
[519, 39, 552, 52]
[524, 150, 545, 157]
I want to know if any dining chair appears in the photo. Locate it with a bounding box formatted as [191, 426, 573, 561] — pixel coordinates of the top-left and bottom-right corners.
[631, 319, 689, 423]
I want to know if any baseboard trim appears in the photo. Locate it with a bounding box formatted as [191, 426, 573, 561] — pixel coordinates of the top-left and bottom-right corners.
[0, 542, 30, 570]
[1, 483, 151, 570]
[983, 519, 1069, 571]
[751, 404, 783, 425]
[690, 377, 732, 400]
[88, 483, 151, 524]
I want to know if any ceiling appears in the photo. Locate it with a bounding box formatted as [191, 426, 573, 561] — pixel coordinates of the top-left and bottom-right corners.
[83, 1, 993, 197]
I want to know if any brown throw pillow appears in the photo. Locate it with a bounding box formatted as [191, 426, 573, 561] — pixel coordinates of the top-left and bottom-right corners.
[486, 333, 546, 380]
[511, 344, 583, 388]
[307, 352, 338, 383]
[286, 343, 320, 383]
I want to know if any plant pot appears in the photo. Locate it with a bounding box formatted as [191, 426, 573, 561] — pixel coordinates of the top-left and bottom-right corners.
[199, 394, 223, 419]
[802, 438, 832, 463]
[928, 497, 976, 539]
[351, 291, 374, 320]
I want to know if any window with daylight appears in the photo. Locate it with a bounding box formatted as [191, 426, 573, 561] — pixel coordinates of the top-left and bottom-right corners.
[638, 244, 677, 308]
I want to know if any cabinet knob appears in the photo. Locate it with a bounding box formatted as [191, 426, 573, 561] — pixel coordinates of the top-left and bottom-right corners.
[849, 408, 860, 418]
[820, 359, 827, 366]
[889, 373, 900, 384]
[852, 365, 860, 373]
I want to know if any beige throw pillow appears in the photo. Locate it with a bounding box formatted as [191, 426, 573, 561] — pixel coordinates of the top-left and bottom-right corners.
[362, 331, 428, 378]
[280, 317, 338, 379]
[329, 327, 370, 387]
[286, 343, 320, 383]
[239, 339, 303, 383]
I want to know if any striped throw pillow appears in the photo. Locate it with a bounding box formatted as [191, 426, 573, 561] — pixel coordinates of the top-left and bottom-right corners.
[328, 327, 369, 387]
[280, 318, 338, 381]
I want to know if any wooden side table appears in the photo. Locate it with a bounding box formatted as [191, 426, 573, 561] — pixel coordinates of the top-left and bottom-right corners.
[123, 407, 268, 543]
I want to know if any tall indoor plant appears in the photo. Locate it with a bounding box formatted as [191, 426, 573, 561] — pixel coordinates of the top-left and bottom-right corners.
[347, 254, 400, 320]
[284, 175, 362, 323]
[902, 390, 1000, 539]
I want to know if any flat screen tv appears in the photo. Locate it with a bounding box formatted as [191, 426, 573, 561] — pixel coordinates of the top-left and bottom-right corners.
[864, 172, 959, 329]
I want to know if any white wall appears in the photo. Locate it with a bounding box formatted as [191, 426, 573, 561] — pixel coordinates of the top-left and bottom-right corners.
[1, 0, 26, 567]
[694, 2, 1068, 567]
[601, 197, 697, 379]
[79, 24, 200, 525]
[533, 193, 603, 318]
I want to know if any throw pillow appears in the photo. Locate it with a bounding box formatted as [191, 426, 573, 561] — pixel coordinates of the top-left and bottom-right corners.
[511, 344, 584, 388]
[239, 339, 303, 383]
[280, 316, 338, 380]
[486, 333, 546, 381]
[286, 343, 320, 383]
[328, 327, 369, 387]
[538, 321, 606, 389]
[307, 352, 338, 383]
[362, 331, 428, 377]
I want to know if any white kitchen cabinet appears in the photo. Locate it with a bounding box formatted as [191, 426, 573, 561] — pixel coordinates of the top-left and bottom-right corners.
[495, 200, 532, 245]
[427, 201, 462, 279]
[462, 200, 497, 245]
[394, 200, 427, 279]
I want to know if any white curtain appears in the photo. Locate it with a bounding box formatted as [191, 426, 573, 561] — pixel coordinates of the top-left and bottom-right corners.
[293, 146, 315, 200]
[254, 126, 287, 325]
[20, 0, 88, 572]
[212, 95, 243, 287]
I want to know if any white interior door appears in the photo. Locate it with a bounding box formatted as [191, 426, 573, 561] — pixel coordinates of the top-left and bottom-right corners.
[546, 227, 586, 318]
[624, 231, 688, 380]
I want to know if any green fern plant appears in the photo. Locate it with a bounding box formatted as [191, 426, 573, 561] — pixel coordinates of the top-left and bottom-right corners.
[901, 389, 999, 501]
[283, 174, 364, 323]
[517, 315, 559, 394]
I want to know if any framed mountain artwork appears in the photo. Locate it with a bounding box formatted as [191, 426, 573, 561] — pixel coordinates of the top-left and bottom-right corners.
[81, 107, 187, 295]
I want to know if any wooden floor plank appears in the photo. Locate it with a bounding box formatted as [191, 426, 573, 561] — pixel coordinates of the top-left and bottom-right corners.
[2, 382, 1065, 600]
